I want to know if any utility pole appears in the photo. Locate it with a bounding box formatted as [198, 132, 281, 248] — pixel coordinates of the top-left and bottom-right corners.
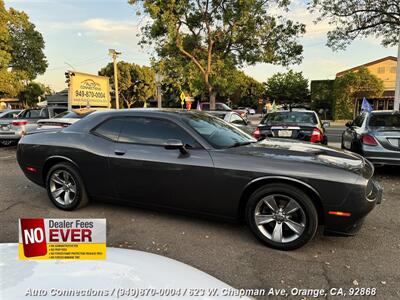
[394, 36, 400, 111]
[109, 49, 121, 109]
[155, 73, 163, 108]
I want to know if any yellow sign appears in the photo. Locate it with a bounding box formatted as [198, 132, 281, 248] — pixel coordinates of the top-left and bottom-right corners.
[180, 91, 186, 104]
[69, 72, 111, 107]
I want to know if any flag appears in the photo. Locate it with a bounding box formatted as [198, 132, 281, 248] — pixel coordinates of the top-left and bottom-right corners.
[197, 101, 201, 111]
[361, 97, 372, 113]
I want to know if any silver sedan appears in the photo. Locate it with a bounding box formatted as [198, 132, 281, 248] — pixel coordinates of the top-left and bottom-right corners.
[341, 110, 400, 166]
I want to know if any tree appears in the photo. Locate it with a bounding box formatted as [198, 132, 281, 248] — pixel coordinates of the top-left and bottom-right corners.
[130, 0, 305, 109]
[7, 7, 48, 79]
[265, 70, 309, 103]
[333, 67, 384, 119]
[99, 61, 155, 108]
[18, 82, 46, 107]
[0, 0, 47, 98]
[309, 0, 399, 50]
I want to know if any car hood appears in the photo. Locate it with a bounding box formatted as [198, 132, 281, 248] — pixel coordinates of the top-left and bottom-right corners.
[227, 138, 373, 177]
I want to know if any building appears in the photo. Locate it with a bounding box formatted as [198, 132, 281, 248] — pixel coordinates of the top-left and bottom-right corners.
[336, 56, 397, 115]
[311, 56, 398, 120]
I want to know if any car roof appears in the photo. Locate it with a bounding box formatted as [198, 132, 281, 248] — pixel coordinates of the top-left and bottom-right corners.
[268, 110, 315, 113]
[369, 110, 400, 115]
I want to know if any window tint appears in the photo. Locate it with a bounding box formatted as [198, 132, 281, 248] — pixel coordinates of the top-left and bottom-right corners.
[182, 113, 255, 149]
[21, 109, 43, 118]
[118, 117, 200, 148]
[369, 114, 400, 128]
[93, 118, 124, 141]
[353, 114, 366, 127]
[230, 113, 246, 125]
[52, 108, 67, 116]
[262, 112, 317, 125]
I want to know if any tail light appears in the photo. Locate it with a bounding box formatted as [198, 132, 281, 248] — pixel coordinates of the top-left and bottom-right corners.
[310, 128, 322, 143]
[361, 134, 378, 146]
[12, 120, 27, 126]
[252, 127, 261, 139]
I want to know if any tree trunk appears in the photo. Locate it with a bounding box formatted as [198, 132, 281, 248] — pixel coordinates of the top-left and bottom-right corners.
[209, 90, 217, 110]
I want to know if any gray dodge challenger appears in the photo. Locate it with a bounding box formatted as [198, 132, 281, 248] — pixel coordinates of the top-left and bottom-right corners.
[17, 109, 382, 250]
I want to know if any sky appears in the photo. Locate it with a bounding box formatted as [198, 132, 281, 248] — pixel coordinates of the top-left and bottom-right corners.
[5, 0, 397, 92]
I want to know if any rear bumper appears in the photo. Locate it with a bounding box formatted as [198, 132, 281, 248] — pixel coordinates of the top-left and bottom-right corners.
[323, 179, 382, 236]
[362, 145, 400, 166]
[0, 133, 20, 140]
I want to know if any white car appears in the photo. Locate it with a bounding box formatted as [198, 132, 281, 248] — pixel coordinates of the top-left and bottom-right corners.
[1, 243, 246, 299]
[36, 108, 100, 130]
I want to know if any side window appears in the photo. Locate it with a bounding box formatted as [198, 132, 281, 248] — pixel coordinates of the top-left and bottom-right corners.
[40, 109, 49, 118]
[93, 118, 125, 141]
[354, 114, 366, 127]
[52, 108, 67, 117]
[230, 114, 246, 125]
[118, 117, 200, 148]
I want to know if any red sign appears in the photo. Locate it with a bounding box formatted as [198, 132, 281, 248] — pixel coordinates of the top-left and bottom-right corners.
[20, 218, 47, 257]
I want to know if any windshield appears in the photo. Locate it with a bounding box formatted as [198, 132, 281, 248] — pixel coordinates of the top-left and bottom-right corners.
[183, 113, 256, 149]
[369, 114, 400, 128]
[262, 111, 317, 125]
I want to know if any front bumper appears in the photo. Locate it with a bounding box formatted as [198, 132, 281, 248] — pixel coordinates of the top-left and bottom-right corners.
[324, 179, 382, 236]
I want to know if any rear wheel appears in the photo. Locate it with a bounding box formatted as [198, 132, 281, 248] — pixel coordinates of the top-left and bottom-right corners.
[246, 183, 318, 250]
[46, 162, 89, 210]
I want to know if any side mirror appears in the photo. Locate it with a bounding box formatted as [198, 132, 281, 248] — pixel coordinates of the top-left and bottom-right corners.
[164, 139, 188, 155]
[322, 121, 330, 128]
[345, 121, 352, 128]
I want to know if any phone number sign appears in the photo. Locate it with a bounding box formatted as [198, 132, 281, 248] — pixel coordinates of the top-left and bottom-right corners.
[69, 72, 111, 107]
[18, 218, 106, 260]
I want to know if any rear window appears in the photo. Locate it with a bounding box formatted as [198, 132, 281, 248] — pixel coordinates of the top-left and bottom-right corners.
[54, 111, 93, 119]
[369, 114, 400, 128]
[262, 112, 317, 125]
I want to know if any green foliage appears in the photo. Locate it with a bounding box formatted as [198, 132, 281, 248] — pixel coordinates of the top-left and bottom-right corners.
[19, 81, 46, 107]
[0, 0, 47, 98]
[333, 67, 384, 119]
[310, 80, 335, 118]
[7, 7, 48, 79]
[99, 61, 155, 108]
[265, 70, 309, 102]
[309, 0, 400, 49]
[130, 0, 305, 106]
[153, 56, 264, 108]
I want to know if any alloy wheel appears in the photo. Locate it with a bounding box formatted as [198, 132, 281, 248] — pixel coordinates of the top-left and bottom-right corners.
[254, 194, 306, 243]
[49, 170, 77, 206]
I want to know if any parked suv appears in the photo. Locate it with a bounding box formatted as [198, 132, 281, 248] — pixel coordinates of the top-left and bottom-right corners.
[0, 106, 67, 145]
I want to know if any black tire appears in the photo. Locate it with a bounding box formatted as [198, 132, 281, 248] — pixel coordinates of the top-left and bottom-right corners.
[245, 183, 318, 250]
[46, 162, 89, 210]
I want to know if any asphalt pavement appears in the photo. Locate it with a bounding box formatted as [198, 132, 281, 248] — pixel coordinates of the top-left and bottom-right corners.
[1, 144, 399, 299]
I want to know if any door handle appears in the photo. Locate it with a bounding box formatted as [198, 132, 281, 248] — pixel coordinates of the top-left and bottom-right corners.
[114, 149, 126, 156]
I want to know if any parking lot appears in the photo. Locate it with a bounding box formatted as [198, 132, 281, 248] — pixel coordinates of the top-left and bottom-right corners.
[1, 143, 399, 299]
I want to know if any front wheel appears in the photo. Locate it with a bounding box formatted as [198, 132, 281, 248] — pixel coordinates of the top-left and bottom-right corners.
[246, 183, 318, 250]
[46, 162, 89, 210]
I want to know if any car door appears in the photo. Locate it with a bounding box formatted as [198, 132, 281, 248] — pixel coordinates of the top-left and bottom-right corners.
[343, 113, 365, 151]
[109, 116, 215, 213]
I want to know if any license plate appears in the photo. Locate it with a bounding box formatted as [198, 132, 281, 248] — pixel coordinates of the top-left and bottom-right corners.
[1, 125, 10, 131]
[278, 130, 292, 137]
[388, 138, 399, 147]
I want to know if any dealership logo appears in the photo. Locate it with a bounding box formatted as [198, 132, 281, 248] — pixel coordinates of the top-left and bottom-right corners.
[80, 79, 101, 91]
[19, 218, 106, 260]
